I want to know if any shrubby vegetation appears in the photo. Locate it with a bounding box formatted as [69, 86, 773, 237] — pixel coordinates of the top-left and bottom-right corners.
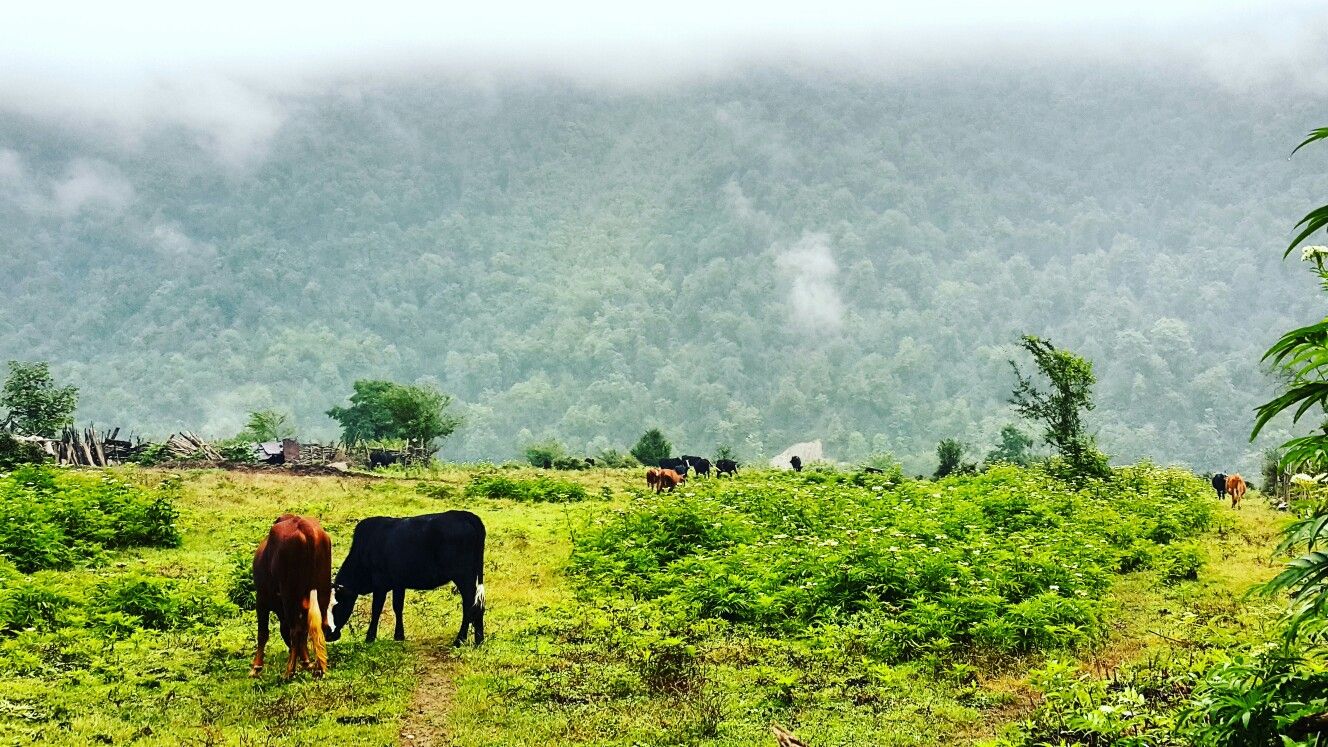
[464, 472, 590, 502]
[572, 464, 1214, 659]
[0, 361, 77, 438]
[0, 465, 181, 572]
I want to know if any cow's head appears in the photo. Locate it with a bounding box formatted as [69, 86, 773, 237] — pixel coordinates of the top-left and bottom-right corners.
[327, 583, 355, 641]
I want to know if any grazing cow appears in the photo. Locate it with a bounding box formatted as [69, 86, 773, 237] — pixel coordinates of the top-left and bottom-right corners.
[790, 455, 803, 472]
[683, 455, 712, 478]
[863, 466, 884, 474]
[645, 468, 661, 491]
[330, 511, 486, 646]
[658, 457, 688, 475]
[369, 450, 402, 469]
[251, 514, 335, 679]
[1211, 473, 1228, 502]
[715, 459, 739, 477]
[654, 468, 685, 493]
[584, 457, 596, 467]
[1225, 474, 1247, 509]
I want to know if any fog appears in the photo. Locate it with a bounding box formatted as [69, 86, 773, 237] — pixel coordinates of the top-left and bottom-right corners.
[2, 2, 1325, 170]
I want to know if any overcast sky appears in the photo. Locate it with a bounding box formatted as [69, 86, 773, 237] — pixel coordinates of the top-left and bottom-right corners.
[1, 1, 1323, 169]
[3, 0, 1322, 75]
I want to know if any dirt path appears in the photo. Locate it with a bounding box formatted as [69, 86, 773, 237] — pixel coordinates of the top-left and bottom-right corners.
[398, 645, 461, 747]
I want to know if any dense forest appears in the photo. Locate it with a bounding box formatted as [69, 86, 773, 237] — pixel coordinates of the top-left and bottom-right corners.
[1, 64, 1323, 472]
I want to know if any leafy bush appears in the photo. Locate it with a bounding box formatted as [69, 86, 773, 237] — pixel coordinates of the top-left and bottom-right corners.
[596, 448, 639, 468]
[0, 466, 182, 572]
[1158, 542, 1205, 584]
[0, 433, 47, 470]
[572, 464, 1214, 659]
[464, 473, 589, 503]
[226, 550, 257, 611]
[523, 439, 587, 470]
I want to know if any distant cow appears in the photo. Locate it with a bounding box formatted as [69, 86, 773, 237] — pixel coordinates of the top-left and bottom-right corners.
[369, 450, 402, 469]
[863, 466, 884, 474]
[251, 514, 335, 679]
[1211, 473, 1228, 501]
[655, 468, 685, 493]
[658, 457, 688, 475]
[1226, 474, 1247, 509]
[683, 455, 712, 478]
[715, 459, 739, 477]
[790, 455, 803, 472]
[330, 511, 486, 646]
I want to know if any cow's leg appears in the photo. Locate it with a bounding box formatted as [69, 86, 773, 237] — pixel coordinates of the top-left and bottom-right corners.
[283, 598, 305, 679]
[454, 581, 475, 647]
[365, 589, 387, 643]
[392, 588, 407, 641]
[250, 601, 270, 677]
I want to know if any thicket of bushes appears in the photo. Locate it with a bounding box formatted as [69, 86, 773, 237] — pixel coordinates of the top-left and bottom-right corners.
[571, 464, 1215, 659]
[464, 473, 590, 503]
[0, 465, 182, 572]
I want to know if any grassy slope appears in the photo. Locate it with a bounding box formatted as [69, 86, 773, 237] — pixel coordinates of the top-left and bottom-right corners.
[0, 467, 1288, 746]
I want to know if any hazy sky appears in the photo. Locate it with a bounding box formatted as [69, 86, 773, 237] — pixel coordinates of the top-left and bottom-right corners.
[2, 1, 1323, 169]
[3, 1, 1320, 73]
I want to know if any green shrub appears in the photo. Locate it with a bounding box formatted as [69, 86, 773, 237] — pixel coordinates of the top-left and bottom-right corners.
[0, 577, 74, 633]
[464, 473, 589, 503]
[226, 550, 256, 611]
[1158, 542, 1205, 584]
[92, 574, 231, 631]
[0, 466, 182, 572]
[0, 434, 47, 470]
[571, 464, 1214, 660]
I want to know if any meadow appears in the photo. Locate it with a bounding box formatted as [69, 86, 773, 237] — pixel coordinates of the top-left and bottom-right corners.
[0, 463, 1289, 745]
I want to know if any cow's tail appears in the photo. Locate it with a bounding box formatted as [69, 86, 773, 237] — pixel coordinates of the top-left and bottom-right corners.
[307, 589, 328, 673]
[474, 532, 486, 610]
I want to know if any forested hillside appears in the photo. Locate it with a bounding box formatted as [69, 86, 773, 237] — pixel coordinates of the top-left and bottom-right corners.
[1, 64, 1323, 472]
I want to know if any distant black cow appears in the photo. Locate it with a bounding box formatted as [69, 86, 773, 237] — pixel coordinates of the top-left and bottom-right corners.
[1211, 473, 1228, 501]
[584, 457, 596, 467]
[863, 466, 884, 474]
[658, 457, 688, 475]
[715, 459, 739, 477]
[682, 455, 712, 478]
[368, 450, 402, 469]
[790, 455, 803, 472]
[329, 511, 486, 646]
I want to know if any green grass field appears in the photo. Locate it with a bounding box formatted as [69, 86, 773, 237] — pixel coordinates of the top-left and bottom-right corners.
[0, 465, 1290, 746]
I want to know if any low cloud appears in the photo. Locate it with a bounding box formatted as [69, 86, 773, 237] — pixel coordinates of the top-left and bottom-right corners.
[147, 219, 215, 259]
[51, 159, 135, 216]
[0, 150, 134, 216]
[775, 232, 843, 335]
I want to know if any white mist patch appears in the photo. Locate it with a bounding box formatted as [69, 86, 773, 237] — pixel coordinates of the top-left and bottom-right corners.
[774, 233, 843, 334]
[51, 159, 134, 216]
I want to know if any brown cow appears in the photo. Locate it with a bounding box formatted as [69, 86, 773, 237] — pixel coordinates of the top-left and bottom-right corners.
[1226, 473, 1247, 509]
[251, 514, 336, 679]
[655, 468, 685, 493]
[645, 468, 661, 492]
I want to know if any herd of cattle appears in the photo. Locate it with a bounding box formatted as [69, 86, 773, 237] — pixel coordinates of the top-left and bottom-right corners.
[1212, 471, 1248, 508]
[644, 455, 740, 493]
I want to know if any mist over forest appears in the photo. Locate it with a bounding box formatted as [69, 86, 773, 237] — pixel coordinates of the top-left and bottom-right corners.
[2, 61, 1325, 473]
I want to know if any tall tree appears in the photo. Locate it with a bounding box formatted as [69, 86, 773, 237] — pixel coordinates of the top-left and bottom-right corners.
[239, 410, 296, 442]
[934, 438, 966, 479]
[986, 424, 1035, 466]
[631, 428, 672, 467]
[326, 380, 462, 450]
[1, 361, 78, 438]
[1009, 335, 1110, 478]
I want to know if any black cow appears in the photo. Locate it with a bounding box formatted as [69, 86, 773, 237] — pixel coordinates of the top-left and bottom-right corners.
[715, 459, 739, 477]
[368, 449, 402, 469]
[863, 466, 884, 474]
[658, 457, 688, 475]
[1211, 473, 1228, 501]
[790, 455, 803, 472]
[329, 511, 486, 646]
[682, 455, 712, 478]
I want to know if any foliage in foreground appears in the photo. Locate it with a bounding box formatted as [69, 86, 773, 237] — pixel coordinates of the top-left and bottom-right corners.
[572, 464, 1215, 660]
[0, 465, 181, 572]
